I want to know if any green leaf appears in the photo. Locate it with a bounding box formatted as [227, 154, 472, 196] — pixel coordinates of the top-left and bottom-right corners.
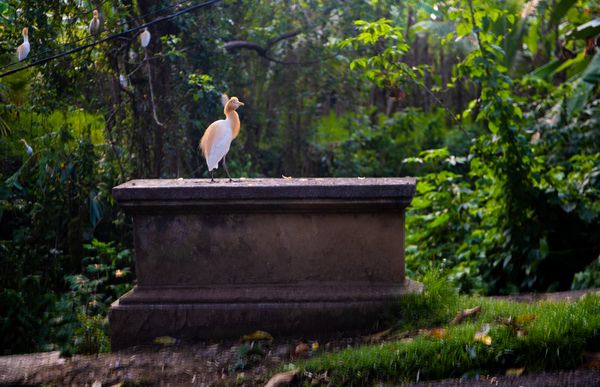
[88, 191, 102, 228]
[564, 53, 600, 117]
[456, 22, 471, 37]
[529, 59, 565, 79]
[553, 51, 586, 74]
[428, 212, 450, 229]
[549, 0, 577, 26]
[581, 52, 600, 84]
[525, 20, 539, 56]
[539, 238, 549, 258]
[417, 1, 443, 18]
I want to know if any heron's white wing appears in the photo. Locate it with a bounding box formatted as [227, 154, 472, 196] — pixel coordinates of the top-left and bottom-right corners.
[203, 120, 232, 171]
[17, 42, 29, 61]
[140, 30, 151, 48]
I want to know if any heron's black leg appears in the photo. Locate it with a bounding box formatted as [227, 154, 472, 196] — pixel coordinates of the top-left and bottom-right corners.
[210, 169, 215, 183]
[223, 155, 233, 182]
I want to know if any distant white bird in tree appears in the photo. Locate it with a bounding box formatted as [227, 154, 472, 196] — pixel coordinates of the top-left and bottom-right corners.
[199, 95, 244, 182]
[140, 28, 151, 48]
[16, 27, 30, 61]
[20, 138, 33, 156]
[119, 74, 128, 88]
[89, 10, 101, 36]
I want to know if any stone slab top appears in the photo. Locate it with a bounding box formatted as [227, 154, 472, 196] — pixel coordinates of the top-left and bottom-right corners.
[113, 177, 416, 202]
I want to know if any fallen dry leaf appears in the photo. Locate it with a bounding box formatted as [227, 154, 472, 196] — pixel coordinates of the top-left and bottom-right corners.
[475, 334, 492, 345]
[294, 342, 310, 357]
[474, 323, 492, 345]
[418, 328, 447, 339]
[517, 314, 536, 324]
[264, 369, 298, 387]
[241, 330, 274, 342]
[430, 328, 447, 339]
[451, 305, 481, 324]
[362, 328, 392, 343]
[506, 367, 525, 376]
[153, 336, 176, 346]
[583, 351, 600, 369]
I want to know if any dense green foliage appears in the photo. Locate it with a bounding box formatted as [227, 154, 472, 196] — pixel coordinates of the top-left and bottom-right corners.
[402, 1, 600, 294]
[0, 0, 599, 354]
[302, 275, 600, 385]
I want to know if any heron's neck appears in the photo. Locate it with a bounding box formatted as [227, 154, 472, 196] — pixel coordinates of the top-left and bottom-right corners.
[225, 109, 240, 139]
[23, 35, 28, 43]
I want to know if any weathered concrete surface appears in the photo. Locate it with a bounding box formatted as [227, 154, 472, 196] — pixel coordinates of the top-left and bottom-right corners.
[110, 177, 417, 350]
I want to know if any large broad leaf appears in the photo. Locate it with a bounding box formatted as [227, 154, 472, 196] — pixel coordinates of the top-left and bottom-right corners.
[529, 59, 565, 79]
[567, 18, 600, 40]
[549, 0, 577, 26]
[412, 20, 456, 38]
[581, 52, 600, 84]
[88, 190, 102, 228]
[553, 51, 587, 75]
[506, 1, 545, 71]
[542, 52, 600, 122]
[565, 52, 600, 117]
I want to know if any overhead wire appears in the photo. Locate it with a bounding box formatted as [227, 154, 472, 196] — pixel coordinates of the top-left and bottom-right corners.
[0, 0, 205, 74]
[0, 0, 200, 72]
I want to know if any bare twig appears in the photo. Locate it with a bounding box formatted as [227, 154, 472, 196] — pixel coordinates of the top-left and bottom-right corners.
[145, 49, 164, 127]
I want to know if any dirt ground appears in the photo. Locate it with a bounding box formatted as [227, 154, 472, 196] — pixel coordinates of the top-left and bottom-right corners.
[2, 289, 600, 386]
[0, 336, 355, 386]
[3, 339, 600, 386]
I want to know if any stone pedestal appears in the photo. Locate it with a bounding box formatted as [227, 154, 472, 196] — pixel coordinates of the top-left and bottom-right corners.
[109, 178, 417, 350]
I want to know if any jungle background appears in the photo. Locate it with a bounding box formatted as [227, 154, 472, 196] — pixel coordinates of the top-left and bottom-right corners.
[0, 0, 599, 355]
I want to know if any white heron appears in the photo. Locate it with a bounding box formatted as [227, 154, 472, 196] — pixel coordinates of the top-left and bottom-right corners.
[199, 96, 244, 182]
[20, 139, 33, 156]
[89, 10, 101, 36]
[16, 27, 30, 61]
[140, 28, 151, 48]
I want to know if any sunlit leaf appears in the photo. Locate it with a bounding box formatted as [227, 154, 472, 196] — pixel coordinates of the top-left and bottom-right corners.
[241, 330, 273, 342]
[474, 323, 492, 345]
[506, 367, 525, 376]
[154, 336, 176, 346]
[549, 0, 577, 26]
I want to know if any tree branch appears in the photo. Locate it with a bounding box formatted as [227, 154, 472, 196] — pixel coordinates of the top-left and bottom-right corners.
[223, 40, 267, 56]
[266, 30, 301, 49]
[224, 30, 313, 65]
